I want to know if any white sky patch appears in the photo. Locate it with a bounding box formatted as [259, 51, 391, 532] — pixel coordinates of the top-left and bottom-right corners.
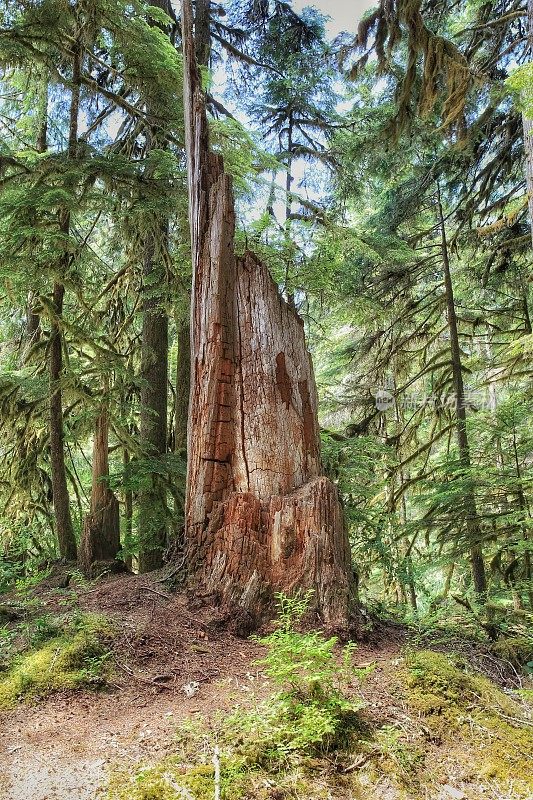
[172, 0, 375, 38]
[291, 0, 376, 37]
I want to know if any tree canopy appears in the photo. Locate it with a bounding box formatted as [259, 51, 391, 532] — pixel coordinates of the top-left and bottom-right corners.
[0, 0, 531, 635]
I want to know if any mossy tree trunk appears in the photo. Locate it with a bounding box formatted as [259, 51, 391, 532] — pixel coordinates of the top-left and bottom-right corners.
[137, 230, 169, 573]
[136, 0, 175, 573]
[523, 0, 533, 248]
[49, 46, 80, 562]
[79, 403, 120, 575]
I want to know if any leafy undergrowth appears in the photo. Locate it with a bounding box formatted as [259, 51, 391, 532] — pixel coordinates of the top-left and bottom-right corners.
[1, 578, 532, 800]
[104, 633, 533, 800]
[105, 593, 369, 800]
[0, 611, 113, 709]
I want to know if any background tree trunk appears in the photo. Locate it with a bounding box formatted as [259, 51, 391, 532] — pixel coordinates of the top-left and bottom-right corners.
[22, 75, 46, 364]
[49, 283, 77, 560]
[123, 447, 133, 571]
[78, 404, 120, 575]
[523, 0, 533, 247]
[175, 320, 190, 453]
[49, 47, 80, 561]
[437, 185, 488, 599]
[194, 0, 211, 67]
[137, 231, 169, 573]
[173, 0, 209, 463]
[136, 1, 173, 572]
[182, 0, 355, 629]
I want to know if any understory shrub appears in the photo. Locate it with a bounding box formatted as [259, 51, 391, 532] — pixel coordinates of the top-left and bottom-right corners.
[105, 592, 369, 799]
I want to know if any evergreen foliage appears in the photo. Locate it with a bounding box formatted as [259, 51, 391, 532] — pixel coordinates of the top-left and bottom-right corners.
[0, 0, 530, 634]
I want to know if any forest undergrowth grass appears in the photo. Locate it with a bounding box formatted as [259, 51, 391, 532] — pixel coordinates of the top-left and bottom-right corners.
[1, 577, 532, 800]
[104, 595, 533, 800]
[105, 592, 371, 800]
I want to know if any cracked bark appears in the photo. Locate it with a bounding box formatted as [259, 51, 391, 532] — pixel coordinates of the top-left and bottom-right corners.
[182, 0, 356, 628]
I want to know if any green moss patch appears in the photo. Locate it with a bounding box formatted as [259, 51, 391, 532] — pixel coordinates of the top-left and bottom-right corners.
[405, 649, 517, 720]
[106, 758, 249, 800]
[0, 613, 113, 709]
[106, 754, 351, 800]
[402, 649, 533, 798]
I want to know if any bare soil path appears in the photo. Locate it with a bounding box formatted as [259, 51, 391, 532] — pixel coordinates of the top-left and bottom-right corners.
[0, 573, 274, 800]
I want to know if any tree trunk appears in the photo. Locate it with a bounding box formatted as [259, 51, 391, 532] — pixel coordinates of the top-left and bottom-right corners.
[194, 0, 211, 67]
[136, 0, 175, 572]
[29, 70, 69, 552]
[510, 428, 533, 610]
[36, 69, 48, 154]
[49, 283, 77, 560]
[137, 231, 169, 573]
[24, 74, 46, 359]
[182, 0, 355, 629]
[523, 115, 533, 247]
[174, 0, 208, 460]
[49, 48, 80, 561]
[437, 185, 487, 599]
[78, 403, 120, 575]
[175, 319, 190, 453]
[392, 372, 417, 611]
[123, 447, 133, 572]
[284, 113, 295, 308]
[523, 0, 533, 247]
[25, 300, 41, 348]
[522, 277, 532, 335]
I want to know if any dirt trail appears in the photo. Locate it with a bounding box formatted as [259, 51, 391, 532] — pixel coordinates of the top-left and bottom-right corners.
[0, 678, 258, 800]
[0, 573, 272, 800]
[1, 688, 170, 799]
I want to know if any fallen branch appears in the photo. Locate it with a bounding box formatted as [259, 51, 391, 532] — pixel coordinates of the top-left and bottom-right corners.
[341, 752, 373, 773]
[139, 585, 172, 600]
[114, 658, 174, 690]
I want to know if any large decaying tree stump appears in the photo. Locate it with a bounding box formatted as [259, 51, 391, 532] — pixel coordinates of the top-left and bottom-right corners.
[182, 0, 356, 628]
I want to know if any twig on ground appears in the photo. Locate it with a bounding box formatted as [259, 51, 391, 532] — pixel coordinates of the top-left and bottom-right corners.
[341, 753, 373, 773]
[139, 585, 172, 600]
[113, 658, 174, 690]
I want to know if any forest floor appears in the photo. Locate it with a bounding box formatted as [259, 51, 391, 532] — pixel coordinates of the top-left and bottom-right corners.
[0, 570, 532, 800]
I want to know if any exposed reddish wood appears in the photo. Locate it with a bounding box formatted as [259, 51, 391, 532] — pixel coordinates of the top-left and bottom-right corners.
[182, 0, 355, 628]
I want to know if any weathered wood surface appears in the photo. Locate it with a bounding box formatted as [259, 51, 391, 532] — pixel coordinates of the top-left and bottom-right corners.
[182, 0, 355, 627]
